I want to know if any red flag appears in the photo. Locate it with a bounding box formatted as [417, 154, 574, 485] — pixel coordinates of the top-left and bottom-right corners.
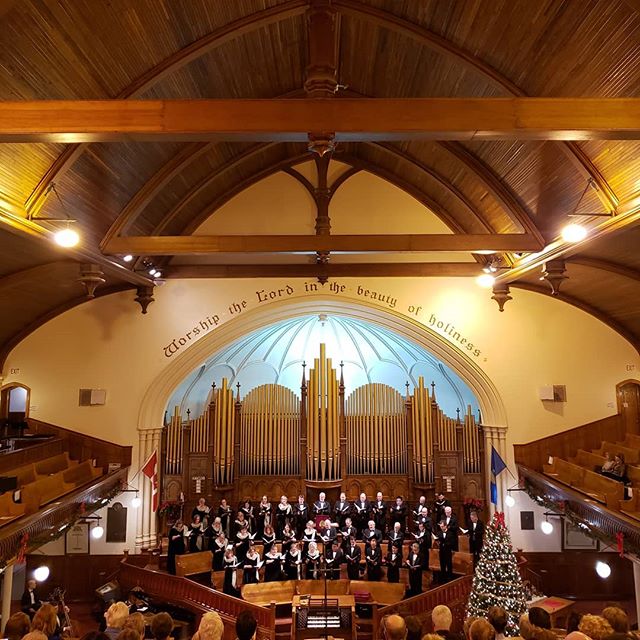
[141, 450, 159, 512]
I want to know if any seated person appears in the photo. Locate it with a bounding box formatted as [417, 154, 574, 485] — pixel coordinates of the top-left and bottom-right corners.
[602, 453, 628, 483]
[600, 451, 615, 473]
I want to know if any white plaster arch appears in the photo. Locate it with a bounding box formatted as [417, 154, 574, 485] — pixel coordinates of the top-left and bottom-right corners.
[137, 296, 507, 430]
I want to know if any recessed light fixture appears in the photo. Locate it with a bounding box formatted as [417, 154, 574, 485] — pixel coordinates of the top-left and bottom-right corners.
[123, 255, 133, 263]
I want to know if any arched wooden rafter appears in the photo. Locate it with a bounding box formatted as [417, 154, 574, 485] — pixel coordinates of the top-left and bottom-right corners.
[24, 0, 308, 217]
[332, 0, 619, 213]
[566, 257, 640, 284]
[27, 0, 617, 230]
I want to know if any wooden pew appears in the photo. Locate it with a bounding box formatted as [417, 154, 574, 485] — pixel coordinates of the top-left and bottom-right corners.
[0, 491, 25, 526]
[21, 471, 75, 513]
[175, 550, 213, 579]
[63, 459, 103, 486]
[35, 452, 78, 476]
[596, 441, 639, 464]
[297, 579, 350, 596]
[12, 463, 37, 487]
[572, 449, 640, 485]
[625, 434, 640, 449]
[242, 580, 296, 606]
[619, 492, 640, 521]
[544, 458, 625, 507]
[427, 549, 474, 575]
[348, 580, 405, 605]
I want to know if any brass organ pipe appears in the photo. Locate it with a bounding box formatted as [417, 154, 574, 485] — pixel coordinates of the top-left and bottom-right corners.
[327, 357, 333, 479]
[319, 347, 326, 481]
[333, 377, 339, 479]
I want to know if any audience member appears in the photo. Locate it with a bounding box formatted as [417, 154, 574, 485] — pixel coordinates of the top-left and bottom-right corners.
[423, 635, 443, 640]
[150, 613, 174, 640]
[104, 602, 130, 640]
[78, 633, 109, 640]
[432, 605, 457, 640]
[31, 604, 58, 640]
[192, 611, 224, 640]
[3, 611, 30, 640]
[563, 633, 590, 640]
[122, 613, 145, 640]
[566, 612, 584, 634]
[518, 614, 532, 640]
[527, 608, 551, 630]
[405, 616, 423, 640]
[469, 619, 495, 640]
[382, 615, 407, 640]
[462, 618, 478, 640]
[578, 614, 613, 640]
[115, 630, 140, 640]
[487, 607, 508, 640]
[602, 606, 629, 633]
[21, 632, 48, 640]
[236, 611, 257, 640]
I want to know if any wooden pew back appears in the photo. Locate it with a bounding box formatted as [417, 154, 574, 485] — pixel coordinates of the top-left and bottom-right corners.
[597, 441, 639, 464]
[175, 550, 213, 577]
[35, 452, 77, 476]
[21, 472, 75, 513]
[63, 459, 102, 486]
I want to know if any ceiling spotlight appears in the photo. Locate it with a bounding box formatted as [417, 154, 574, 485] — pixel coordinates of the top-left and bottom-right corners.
[54, 226, 80, 248]
[123, 255, 133, 263]
[91, 525, 104, 539]
[476, 273, 495, 288]
[154, 271, 162, 278]
[34, 565, 50, 582]
[505, 494, 516, 508]
[561, 223, 588, 243]
[595, 561, 611, 579]
[148, 268, 157, 276]
[540, 520, 554, 535]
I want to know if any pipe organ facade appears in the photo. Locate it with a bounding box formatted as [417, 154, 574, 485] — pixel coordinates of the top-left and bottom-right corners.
[161, 344, 486, 506]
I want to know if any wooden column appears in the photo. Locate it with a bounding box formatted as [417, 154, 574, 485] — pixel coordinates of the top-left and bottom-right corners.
[304, 0, 338, 98]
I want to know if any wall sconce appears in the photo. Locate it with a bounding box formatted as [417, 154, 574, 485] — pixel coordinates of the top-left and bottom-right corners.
[505, 485, 526, 508]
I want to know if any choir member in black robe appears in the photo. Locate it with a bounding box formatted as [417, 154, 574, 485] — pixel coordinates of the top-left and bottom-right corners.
[211, 532, 228, 571]
[264, 547, 283, 582]
[305, 541, 322, 579]
[302, 521, 317, 554]
[365, 538, 382, 581]
[341, 517, 357, 549]
[261, 523, 276, 555]
[433, 493, 450, 524]
[333, 492, 351, 528]
[235, 524, 252, 563]
[188, 514, 205, 553]
[281, 522, 296, 554]
[405, 542, 422, 596]
[243, 543, 261, 585]
[294, 495, 309, 536]
[284, 543, 303, 580]
[191, 497, 210, 527]
[387, 521, 404, 552]
[223, 547, 241, 597]
[318, 518, 337, 549]
[167, 520, 186, 575]
[257, 495, 272, 538]
[385, 544, 402, 583]
[363, 520, 382, 547]
[412, 496, 427, 529]
[372, 491, 387, 533]
[344, 536, 362, 580]
[312, 492, 331, 519]
[461, 511, 485, 567]
[275, 495, 293, 538]
[413, 522, 430, 569]
[239, 500, 255, 533]
[441, 506, 459, 550]
[325, 540, 343, 580]
[352, 492, 370, 538]
[233, 511, 248, 537]
[390, 496, 407, 532]
[433, 520, 456, 584]
[218, 499, 233, 537]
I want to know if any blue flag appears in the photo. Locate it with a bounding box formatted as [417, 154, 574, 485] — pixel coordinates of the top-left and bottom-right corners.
[491, 446, 507, 477]
[490, 481, 498, 505]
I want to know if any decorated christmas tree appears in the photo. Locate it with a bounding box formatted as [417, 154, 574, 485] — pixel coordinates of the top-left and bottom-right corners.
[466, 512, 528, 636]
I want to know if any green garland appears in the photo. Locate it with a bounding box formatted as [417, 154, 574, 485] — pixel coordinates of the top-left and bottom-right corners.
[521, 480, 635, 554]
[0, 483, 122, 571]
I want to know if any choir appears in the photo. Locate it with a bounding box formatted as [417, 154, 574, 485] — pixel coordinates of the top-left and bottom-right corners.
[166, 491, 484, 595]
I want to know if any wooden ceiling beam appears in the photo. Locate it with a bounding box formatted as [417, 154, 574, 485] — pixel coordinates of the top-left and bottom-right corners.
[7, 98, 640, 142]
[567, 257, 640, 284]
[104, 233, 541, 255]
[164, 263, 482, 279]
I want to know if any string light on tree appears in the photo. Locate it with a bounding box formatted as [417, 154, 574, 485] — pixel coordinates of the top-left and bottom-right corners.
[466, 512, 528, 636]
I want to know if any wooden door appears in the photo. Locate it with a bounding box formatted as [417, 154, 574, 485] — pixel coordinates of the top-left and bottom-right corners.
[617, 381, 640, 435]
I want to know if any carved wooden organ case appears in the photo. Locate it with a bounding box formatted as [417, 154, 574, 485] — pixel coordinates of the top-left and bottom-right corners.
[161, 344, 486, 507]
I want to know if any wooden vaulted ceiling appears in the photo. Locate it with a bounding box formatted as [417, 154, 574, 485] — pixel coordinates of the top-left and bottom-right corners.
[2, 0, 640, 365]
